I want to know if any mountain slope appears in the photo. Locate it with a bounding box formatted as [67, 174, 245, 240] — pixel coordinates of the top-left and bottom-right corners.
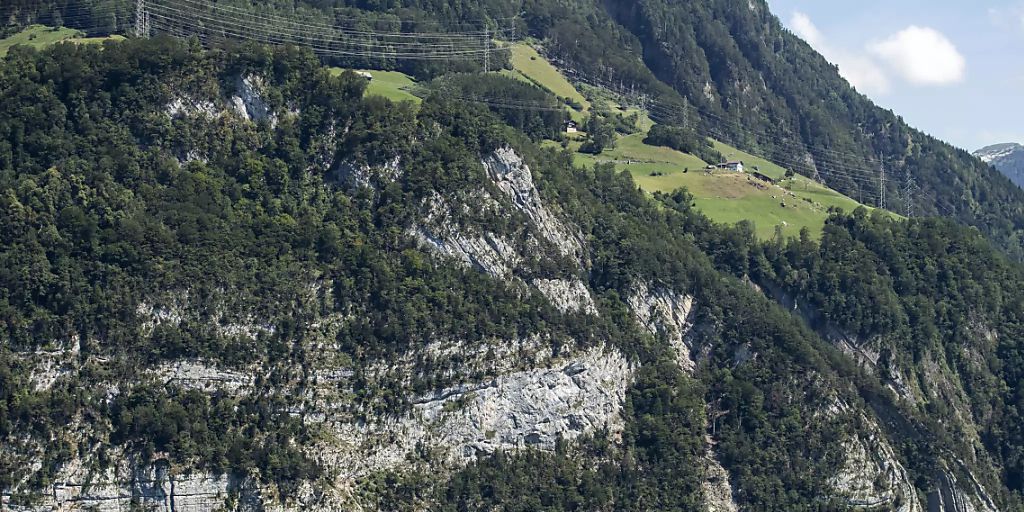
[977, 143, 1024, 188]
[515, 43, 885, 240]
[7, 0, 1024, 256]
[1, 37, 1022, 511]
[588, 0, 1024, 258]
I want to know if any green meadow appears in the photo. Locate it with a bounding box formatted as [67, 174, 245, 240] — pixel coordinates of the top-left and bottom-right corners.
[1, 24, 124, 57]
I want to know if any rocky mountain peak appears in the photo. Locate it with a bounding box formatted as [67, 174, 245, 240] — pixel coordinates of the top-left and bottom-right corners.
[975, 142, 1024, 187]
[975, 142, 1023, 163]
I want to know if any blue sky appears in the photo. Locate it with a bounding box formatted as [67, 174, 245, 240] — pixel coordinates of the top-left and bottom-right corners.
[766, 0, 1024, 151]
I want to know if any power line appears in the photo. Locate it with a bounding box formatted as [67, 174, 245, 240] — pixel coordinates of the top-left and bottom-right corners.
[150, 0, 511, 39]
[448, 78, 891, 205]
[442, 94, 567, 112]
[645, 99, 883, 178]
[0, 5, 130, 32]
[140, 0, 511, 61]
[409, 84, 569, 111]
[144, 10, 487, 52]
[879, 156, 886, 210]
[643, 98, 887, 180]
[144, 1, 496, 47]
[420, 68, 897, 202]
[557, 72, 908, 211]
[427, 66, 891, 194]
[174, 0, 520, 33]
[0, 3, 129, 20]
[145, 11, 504, 60]
[572, 71, 874, 164]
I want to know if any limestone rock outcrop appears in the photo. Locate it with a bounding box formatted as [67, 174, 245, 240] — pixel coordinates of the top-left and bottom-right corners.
[829, 401, 923, 512]
[532, 278, 598, 315]
[2, 458, 251, 512]
[482, 147, 583, 258]
[627, 282, 696, 372]
[230, 74, 275, 125]
[319, 346, 633, 479]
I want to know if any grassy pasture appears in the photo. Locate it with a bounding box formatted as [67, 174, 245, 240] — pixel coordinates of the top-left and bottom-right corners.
[329, 68, 421, 104]
[1, 24, 124, 57]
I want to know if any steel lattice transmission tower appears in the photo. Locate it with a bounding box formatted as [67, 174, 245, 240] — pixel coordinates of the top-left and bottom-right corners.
[134, 0, 150, 38]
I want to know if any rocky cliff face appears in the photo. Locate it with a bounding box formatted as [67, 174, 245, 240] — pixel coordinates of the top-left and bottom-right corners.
[627, 282, 696, 373]
[5, 131, 1007, 511]
[927, 464, 1000, 512]
[230, 74, 276, 126]
[3, 146, 627, 511]
[827, 399, 923, 511]
[316, 346, 633, 480]
[384, 147, 621, 457]
[165, 74, 274, 124]
[532, 278, 598, 315]
[410, 147, 596, 314]
[624, 282, 745, 512]
[6, 37, 1021, 512]
[481, 147, 584, 259]
[753, 277, 1005, 512]
[410, 190, 523, 279]
[2, 457, 253, 512]
[312, 147, 626, 507]
[702, 451, 740, 512]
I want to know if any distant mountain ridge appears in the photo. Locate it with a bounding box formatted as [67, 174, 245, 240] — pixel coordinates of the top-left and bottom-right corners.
[976, 143, 1023, 163]
[976, 143, 1024, 187]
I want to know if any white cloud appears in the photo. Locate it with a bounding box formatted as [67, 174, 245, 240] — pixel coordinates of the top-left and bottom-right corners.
[988, 5, 1024, 31]
[834, 56, 891, 95]
[788, 12, 890, 95]
[786, 13, 967, 93]
[790, 12, 824, 47]
[868, 26, 966, 85]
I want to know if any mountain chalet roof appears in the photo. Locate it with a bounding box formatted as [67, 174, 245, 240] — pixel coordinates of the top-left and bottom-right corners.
[715, 160, 744, 171]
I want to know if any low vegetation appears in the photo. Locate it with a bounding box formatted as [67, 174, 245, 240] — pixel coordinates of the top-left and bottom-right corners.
[508, 42, 589, 111]
[0, 24, 123, 57]
[329, 68, 421, 104]
[565, 128, 881, 239]
[503, 48, 882, 239]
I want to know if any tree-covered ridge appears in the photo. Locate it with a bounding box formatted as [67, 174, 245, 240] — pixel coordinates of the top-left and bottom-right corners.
[0, 37, 842, 508]
[9, 0, 1024, 259]
[1, 36, 1023, 510]
[0, 37, 584, 498]
[0, 36, 707, 506]
[747, 210, 1024, 499]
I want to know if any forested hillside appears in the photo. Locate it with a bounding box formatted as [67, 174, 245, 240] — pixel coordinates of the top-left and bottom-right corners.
[6, 0, 1024, 260]
[0, 36, 1021, 511]
[4, 0, 1024, 510]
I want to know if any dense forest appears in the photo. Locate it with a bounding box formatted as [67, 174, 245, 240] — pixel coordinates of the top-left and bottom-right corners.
[0, 37, 826, 508]
[754, 211, 1024, 495]
[4, 0, 1024, 508]
[0, 35, 1022, 510]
